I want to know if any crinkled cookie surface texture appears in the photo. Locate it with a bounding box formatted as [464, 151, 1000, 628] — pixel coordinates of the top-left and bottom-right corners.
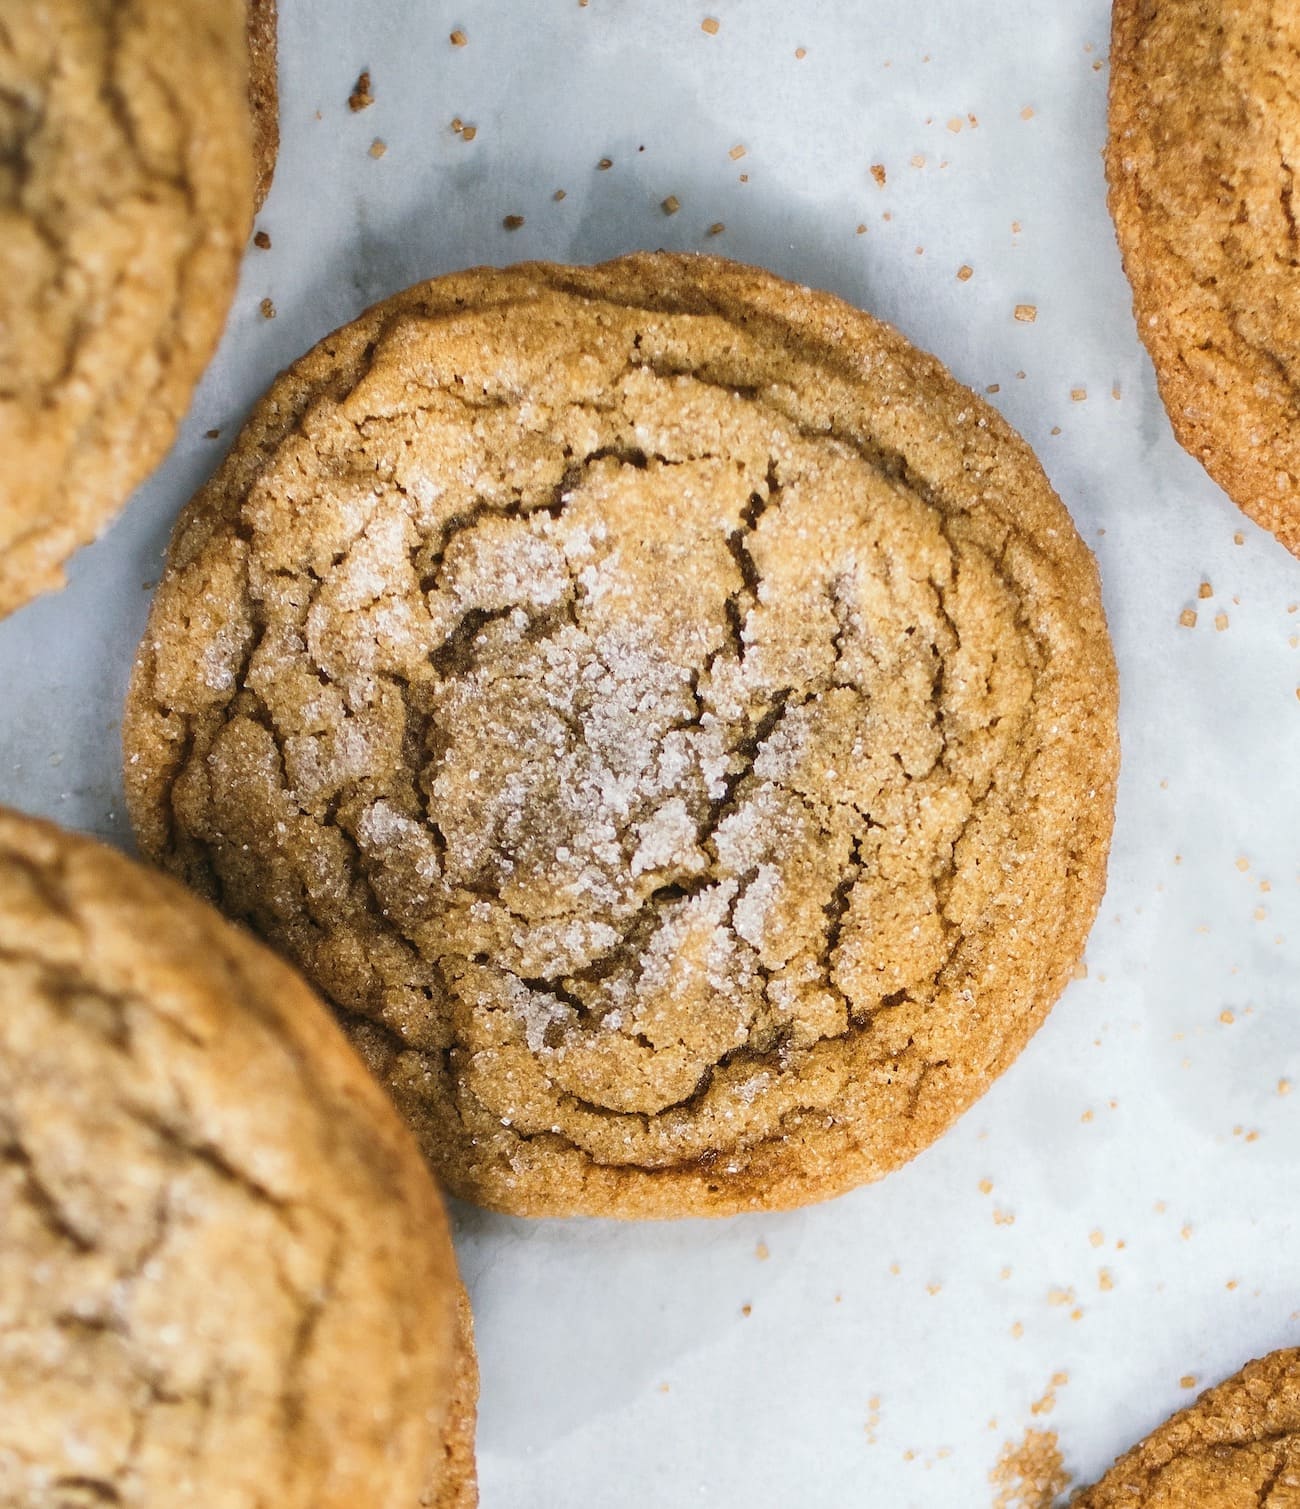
[125, 254, 1118, 1217]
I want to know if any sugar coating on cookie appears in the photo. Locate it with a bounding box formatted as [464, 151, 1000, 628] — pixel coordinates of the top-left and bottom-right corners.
[1107, 0, 1300, 555]
[1074, 1349, 1300, 1506]
[0, 0, 252, 618]
[0, 808, 474, 1506]
[124, 254, 1118, 1218]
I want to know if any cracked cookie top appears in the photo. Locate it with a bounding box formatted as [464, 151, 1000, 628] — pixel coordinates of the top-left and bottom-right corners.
[0, 808, 474, 1507]
[124, 254, 1118, 1218]
[1075, 1350, 1300, 1507]
[1107, 0, 1300, 555]
[0, 0, 252, 618]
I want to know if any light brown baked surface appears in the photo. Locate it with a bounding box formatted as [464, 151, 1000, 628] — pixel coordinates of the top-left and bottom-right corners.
[0, 807, 476, 1507]
[1107, 0, 1300, 556]
[1073, 1349, 1300, 1507]
[247, 0, 279, 211]
[123, 252, 1119, 1219]
[0, 0, 252, 619]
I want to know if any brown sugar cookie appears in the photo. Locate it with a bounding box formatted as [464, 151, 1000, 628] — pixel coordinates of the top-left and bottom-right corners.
[0, 807, 477, 1506]
[0, 0, 253, 619]
[1107, 0, 1300, 556]
[247, 0, 279, 210]
[123, 253, 1119, 1219]
[1074, 1350, 1300, 1506]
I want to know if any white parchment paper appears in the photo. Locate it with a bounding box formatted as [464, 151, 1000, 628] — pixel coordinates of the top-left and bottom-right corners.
[4, 2, 1299, 1504]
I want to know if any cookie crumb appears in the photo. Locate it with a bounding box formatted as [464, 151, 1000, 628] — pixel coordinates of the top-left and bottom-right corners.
[259, 297, 275, 319]
[990, 1427, 1069, 1509]
[755, 1240, 770, 1261]
[348, 69, 374, 111]
[707, 221, 725, 236]
[978, 1178, 994, 1194]
[1179, 1374, 1197, 1390]
[986, 383, 1000, 394]
[741, 1303, 752, 1317]
[554, 189, 567, 201]
[1198, 581, 1213, 598]
[1179, 609, 1197, 629]
[597, 156, 613, 170]
[502, 214, 525, 230]
[253, 229, 272, 250]
[368, 138, 387, 158]
[1089, 1229, 1104, 1247]
[870, 163, 887, 187]
[910, 153, 926, 168]
[1020, 105, 1035, 119]
[450, 28, 467, 46]
[729, 143, 747, 160]
[1280, 1079, 1292, 1095]
[1070, 387, 1086, 402]
[957, 264, 974, 281]
[795, 46, 807, 58]
[461, 125, 478, 142]
[856, 224, 867, 235]
[1098, 1268, 1114, 1292]
[1015, 304, 1038, 323]
[1214, 612, 1229, 631]
[1233, 531, 1245, 545]
[701, 16, 720, 34]
[661, 194, 680, 215]
[947, 117, 964, 133]
[204, 428, 221, 440]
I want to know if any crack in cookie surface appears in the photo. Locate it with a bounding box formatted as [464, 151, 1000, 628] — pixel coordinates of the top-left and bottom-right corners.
[125, 255, 1118, 1216]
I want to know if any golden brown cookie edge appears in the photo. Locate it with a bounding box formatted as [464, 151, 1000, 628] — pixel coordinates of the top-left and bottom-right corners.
[247, 0, 279, 210]
[1072, 1348, 1300, 1506]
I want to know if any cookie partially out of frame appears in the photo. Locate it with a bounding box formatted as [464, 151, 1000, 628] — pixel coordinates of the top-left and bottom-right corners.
[1107, 0, 1300, 555]
[124, 252, 1119, 1219]
[1074, 1349, 1300, 1506]
[0, 0, 252, 618]
[0, 807, 477, 1507]
[247, 0, 279, 210]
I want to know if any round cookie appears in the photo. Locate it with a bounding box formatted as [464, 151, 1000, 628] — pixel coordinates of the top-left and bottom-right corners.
[1107, 0, 1300, 556]
[123, 253, 1119, 1219]
[0, 0, 253, 619]
[0, 807, 477, 1507]
[1074, 1350, 1300, 1506]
